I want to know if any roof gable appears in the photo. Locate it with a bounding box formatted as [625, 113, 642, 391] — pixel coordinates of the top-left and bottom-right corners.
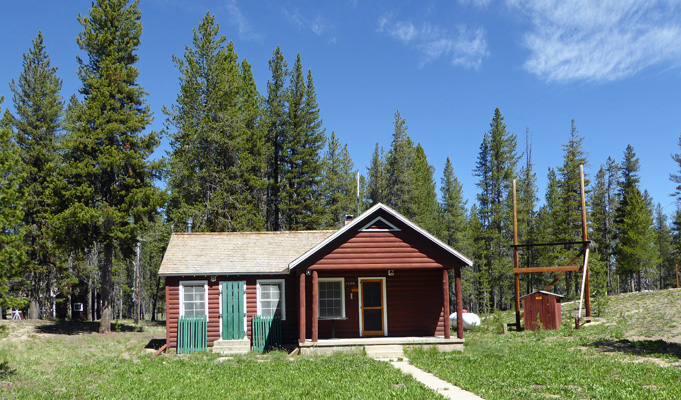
[289, 203, 472, 270]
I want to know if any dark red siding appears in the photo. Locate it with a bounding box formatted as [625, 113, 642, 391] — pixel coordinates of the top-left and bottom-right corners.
[165, 275, 298, 349]
[303, 269, 446, 339]
[522, 292, 562, 331]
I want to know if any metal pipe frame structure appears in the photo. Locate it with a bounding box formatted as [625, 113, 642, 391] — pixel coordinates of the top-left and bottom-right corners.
[512, 165, 591, 330]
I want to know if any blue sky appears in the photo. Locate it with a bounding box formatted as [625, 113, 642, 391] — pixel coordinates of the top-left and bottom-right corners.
[2, 1, 681, 215]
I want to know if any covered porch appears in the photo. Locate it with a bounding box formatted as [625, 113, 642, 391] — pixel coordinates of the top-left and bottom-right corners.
[295, 267, 466, 345]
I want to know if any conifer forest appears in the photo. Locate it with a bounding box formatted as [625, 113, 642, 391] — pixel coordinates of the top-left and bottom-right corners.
[1, 1, 680, 332]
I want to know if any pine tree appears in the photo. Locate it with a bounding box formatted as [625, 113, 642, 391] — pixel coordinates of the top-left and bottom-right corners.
[516, 131, 538, 293]
[385, 110, 414, 215]
[589, 157, 620, 293]
[534, 168, 561, 288]
[614, 146, 658, 292]
[9, 31, 64, 319]
[409, 144, 438, 233]
[266, 46, 289, 231]
[556, 120, 589, 297]
[282, 61, 325, 230]
[55, 0, 162, 333]
[321, 132, 356, 228]
[231, 59, 268, 231]
[0, 104, 27, 314]
[440, 157, 468, 249]
[366, 143, 386, 206]
[670, 132, 681, 203]
[165, 13, 251, 232]
[653, 204, 674, 289]
[473, 108, 519, 310]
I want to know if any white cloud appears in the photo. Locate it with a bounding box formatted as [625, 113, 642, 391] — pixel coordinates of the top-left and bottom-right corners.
[511, 0, 681, 82]
[283, 8, 330, 37]
[459, 0, 491, 8]
[377, 14, 488, 70]
[226, 0, 262, 41]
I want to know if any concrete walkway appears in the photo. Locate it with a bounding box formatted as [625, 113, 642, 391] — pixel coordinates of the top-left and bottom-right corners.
[389, 360, 485, 400]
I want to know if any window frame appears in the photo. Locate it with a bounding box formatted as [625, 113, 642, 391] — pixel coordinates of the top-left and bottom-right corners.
[318, 277, 346, 319]
[256, 279, 286, 320]
[179, 280, 209, 321]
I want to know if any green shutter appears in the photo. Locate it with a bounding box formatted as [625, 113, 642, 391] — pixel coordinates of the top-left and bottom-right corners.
[252, 315, 282, 353]
[221, 281, 246, 340]
[177, 315, 207, 354]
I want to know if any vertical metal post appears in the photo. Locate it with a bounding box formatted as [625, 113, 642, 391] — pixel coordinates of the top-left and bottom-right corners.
[579, 165, 591, 317]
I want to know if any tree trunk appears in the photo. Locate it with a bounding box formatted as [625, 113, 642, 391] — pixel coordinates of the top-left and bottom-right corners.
[151, 275, 160, 322]
[99, 242, 114, 333]
[88, 276, 93, 321]
[28, 273, 40, 319]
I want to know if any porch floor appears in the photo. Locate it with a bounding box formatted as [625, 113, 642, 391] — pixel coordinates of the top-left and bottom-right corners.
[298, 336, 464, 356]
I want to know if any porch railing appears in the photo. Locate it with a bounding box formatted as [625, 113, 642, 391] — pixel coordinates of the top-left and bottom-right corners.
[252, 315, 282, 353]
[177, 314, 207, 354]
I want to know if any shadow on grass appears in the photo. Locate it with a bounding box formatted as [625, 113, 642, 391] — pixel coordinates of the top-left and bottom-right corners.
[145, 338, 166, 350]
[588, 339, 681, 360]
[0, 360, 15, 379]
[34, 320, 145, 335]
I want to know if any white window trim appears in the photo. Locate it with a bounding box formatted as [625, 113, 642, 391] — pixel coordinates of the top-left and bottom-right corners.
[357, 277, 388, 337]
[318, 278, 346, 319]
[257, 279, 286, 321]
[179, 280, 209, 321]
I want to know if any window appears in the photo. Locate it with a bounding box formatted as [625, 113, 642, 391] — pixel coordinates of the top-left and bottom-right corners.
[319, 278, 345, 319]
[180, 281, 208, 318]
[257, 280, 286, 320]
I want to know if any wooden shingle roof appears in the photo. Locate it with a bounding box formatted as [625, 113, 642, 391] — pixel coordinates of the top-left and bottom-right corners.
[158, 230, 335, 276]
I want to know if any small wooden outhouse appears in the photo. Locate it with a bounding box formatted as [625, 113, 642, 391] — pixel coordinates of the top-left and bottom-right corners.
[521, 290, 563, 331]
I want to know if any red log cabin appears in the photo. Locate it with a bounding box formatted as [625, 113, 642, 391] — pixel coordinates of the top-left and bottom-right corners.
[159, 203, 472, 354]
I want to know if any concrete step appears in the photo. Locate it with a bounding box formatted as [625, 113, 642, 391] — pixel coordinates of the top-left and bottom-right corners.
[365, 345, 404, 360]
[212, 339, 251, 355]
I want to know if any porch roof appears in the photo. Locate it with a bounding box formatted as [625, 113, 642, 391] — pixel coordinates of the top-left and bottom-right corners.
[158, 230, 335, 276]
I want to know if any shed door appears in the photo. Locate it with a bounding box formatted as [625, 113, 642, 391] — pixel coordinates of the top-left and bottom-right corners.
[221, 281, 246, 340]
[360, 279, 385, 336]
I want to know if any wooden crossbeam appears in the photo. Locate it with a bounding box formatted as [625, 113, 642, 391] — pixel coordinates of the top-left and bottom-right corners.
[514, 265, 582, 274]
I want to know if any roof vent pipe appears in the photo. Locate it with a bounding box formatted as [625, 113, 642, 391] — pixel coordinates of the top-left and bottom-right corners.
[186, 216, 193, 233]
[344, 215, 354, 226]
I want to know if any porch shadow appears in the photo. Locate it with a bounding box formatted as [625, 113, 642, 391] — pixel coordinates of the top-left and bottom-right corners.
[145, 338, 166, 350]
[587, 339, 681, 360]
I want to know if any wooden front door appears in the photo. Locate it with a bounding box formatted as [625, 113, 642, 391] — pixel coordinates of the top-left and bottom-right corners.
[221, 281, 246, 340]
[360, 278, 385, 336]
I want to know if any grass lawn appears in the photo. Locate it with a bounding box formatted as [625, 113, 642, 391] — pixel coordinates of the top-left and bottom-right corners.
[0, 320, 441, 399]
[2, 289, 680, 399]
[407, 289, 681, 400]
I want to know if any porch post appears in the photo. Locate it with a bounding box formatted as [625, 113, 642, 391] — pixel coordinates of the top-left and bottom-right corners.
[312, 270, 319, 342]
[455, 267, 464, 339]
[443, 269, 451, 339]
[298, 271, 305, 344]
